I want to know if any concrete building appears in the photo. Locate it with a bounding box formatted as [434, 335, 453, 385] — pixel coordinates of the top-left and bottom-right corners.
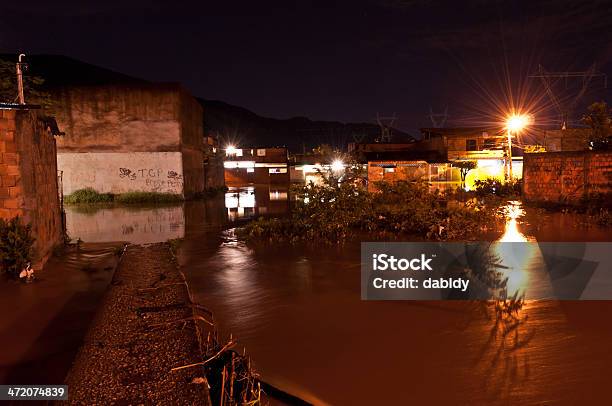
[203, 135, 225, 191]
[368, 160, 460, 192]
[0, 107, 63, 269]
[360, 127, 526, 191]
[532, 128, 590, 152]
[224, 147, 289, 186]
[52, 83, 206, 198]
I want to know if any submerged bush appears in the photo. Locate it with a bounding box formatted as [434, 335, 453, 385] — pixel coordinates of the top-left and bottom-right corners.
[474, 178, 521, 198]
[238, 178, 500, 244]
[64, 188, 182, 205]
[0, 217, 35, 279]
[64, 188, 113, 204]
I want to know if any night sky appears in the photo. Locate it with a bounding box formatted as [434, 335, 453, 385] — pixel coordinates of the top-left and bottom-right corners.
[1, 0, 611, 133]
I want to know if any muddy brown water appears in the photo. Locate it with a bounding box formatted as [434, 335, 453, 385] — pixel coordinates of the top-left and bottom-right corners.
[0, 243, 123, 385]
[57, 187, 612, 404]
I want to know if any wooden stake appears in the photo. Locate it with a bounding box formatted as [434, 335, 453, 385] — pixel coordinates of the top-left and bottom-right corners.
[220, 365, 226, 406]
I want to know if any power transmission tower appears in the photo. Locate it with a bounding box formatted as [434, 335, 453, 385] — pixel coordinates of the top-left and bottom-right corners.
[376, 113, 397, 143]
[528, 64, 608, 129]
[429, 106, 448, 128]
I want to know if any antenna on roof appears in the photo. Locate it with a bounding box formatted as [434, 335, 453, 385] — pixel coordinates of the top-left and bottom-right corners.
[16, 54, 27, 104]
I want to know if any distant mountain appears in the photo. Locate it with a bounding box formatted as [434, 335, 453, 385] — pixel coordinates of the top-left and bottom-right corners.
[0, 54, 414, 151]
[0, 54, 147, 87]
[198, 98, 415, 152]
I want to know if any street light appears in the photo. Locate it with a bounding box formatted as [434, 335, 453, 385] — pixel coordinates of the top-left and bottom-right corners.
[225, 145, 238, 156]
[331, 159, 345, 172]
[505, 114, 530, 179]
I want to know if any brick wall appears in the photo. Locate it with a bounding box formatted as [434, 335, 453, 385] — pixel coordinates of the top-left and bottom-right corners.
[523, 151, 612, 204]
[0, 109, 62, 269]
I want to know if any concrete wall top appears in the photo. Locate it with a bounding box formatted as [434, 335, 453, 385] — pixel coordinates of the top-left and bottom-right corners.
[52, 83, 202, 153]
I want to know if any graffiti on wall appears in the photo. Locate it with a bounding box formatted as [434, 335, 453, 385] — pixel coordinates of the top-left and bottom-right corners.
[119, 167, 184, 192]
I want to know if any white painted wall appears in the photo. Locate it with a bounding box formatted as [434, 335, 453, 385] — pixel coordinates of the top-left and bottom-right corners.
[58, 152, 185, 195]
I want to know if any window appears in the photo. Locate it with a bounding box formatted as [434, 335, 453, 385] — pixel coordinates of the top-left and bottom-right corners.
[269, 168, 287, 174]
[383, 167, 395, 174]
[466, 139, 477, 151]
[483, 138, 496, 150]
[246, 167, 255, 173]
[257, 149, 266, 156]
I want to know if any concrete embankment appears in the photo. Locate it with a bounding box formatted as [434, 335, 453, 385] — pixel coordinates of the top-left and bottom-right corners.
[63, 243, 211, 405]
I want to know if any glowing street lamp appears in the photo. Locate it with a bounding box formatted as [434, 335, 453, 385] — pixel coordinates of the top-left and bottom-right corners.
[505, 114, 530, 179]
[225, 145, 238, 156]
[331, 159, 345, 172]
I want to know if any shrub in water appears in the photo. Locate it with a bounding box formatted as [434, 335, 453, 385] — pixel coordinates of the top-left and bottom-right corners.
[474, 178, 521, 198]
[0, 217, 35, 279]
[64, 189, 182, 204]
[239, 179, 500, 244]
[64, 188, 113, 204]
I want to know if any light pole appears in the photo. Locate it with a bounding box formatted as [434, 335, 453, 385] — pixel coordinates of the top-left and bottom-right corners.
[505, 114, 530, 179]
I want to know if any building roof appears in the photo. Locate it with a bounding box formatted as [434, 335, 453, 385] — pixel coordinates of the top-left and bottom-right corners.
[420, 127, 504, 138]
[364, 149, 447, 163]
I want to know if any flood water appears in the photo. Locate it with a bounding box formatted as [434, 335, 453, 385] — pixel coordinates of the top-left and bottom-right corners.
[0, 243, 123, 385]
[63, 187, 612, 405]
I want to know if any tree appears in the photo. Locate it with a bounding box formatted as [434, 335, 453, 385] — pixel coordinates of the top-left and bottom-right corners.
[582, 101, 611, 150]
[454, 160, 477, 188]
[0, 58, 53, 109]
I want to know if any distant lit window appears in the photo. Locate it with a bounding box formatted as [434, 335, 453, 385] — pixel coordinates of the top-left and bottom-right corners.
[224, 161, 255, 169]
[466, 139, 477, 151]
[383, 167, 395, 174]
[257, 149, 266, 156]
[269, 168, 287, 174]
[236, 149, 243, 157]
[246, 167, 255, 173]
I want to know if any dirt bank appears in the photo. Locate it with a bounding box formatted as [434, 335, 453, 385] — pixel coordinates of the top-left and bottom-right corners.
[63, 243, 211, 405]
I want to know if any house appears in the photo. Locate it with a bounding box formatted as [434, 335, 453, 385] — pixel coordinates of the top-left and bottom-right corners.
[223, 147, 289, 186]
[362, 126, 525, 191]
[421, 127, 523, 188]
[52, 83, 207, 198]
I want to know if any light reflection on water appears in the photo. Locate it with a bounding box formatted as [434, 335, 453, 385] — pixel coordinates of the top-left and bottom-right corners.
[65, 186, 289, 243]
[494, 201, 556, 299]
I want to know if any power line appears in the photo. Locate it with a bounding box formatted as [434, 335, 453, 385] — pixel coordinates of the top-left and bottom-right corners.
[528, 64, 607, 129]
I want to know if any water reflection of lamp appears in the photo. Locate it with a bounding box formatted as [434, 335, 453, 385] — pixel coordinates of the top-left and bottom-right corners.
[496, 201, 535, 295]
